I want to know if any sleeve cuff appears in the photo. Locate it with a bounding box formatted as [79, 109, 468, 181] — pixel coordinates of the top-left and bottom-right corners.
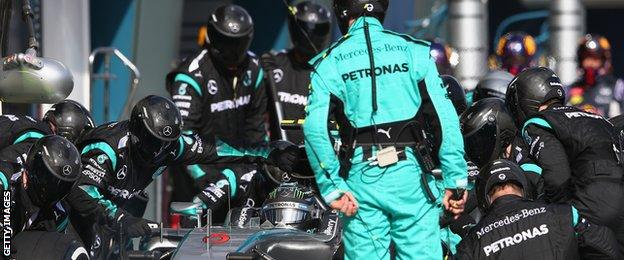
[321, 182, 351, 204]
[444, 178, 468, 190]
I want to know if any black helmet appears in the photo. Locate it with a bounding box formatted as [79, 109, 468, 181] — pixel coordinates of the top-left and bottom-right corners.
[475, 159, 527, 210]
[461, 98, 517, 168]
[206, 4, 254, 68]
[262, 182, 313, 228]
[440, 75, 467, 115]
[129, 95, 182, 164]
[505, 67, 565, 126]
[473, 70, 514, 102]
[24, 135, 81, 207]
[333, 0, 389, 34]
[43, 100, 95, 143]
[288, 1, 332, 59]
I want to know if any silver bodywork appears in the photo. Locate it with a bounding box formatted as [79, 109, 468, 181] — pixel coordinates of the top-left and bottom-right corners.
[143, 226, 337, 260]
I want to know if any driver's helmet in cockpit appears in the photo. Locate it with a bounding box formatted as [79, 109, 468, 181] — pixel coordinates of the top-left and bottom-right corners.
[262, 182, 314, 229]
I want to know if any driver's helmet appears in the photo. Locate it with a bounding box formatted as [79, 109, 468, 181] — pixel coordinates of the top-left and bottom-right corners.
[262, 182, 313, 227]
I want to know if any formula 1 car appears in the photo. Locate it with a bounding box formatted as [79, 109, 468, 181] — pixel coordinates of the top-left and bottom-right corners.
[118, 181, 342, 260]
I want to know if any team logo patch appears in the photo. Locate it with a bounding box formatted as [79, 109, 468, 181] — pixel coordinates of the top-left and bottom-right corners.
[178, 83, 188, 95]
[228, 22, 240, 33]
[97, 154, 107, 164]
[243, 70, 252, 87]
[498, 173, 506, 180]
[208, 80, 218, 95]
[62, 165, 73, 176]
[272, 69, 284, 83]
[163, 126, 173, 137]
[117, 165, 127, 180]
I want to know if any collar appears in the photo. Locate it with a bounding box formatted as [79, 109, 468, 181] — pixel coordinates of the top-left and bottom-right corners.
[488, 194, 524, 209]
[546, 102, 562, 111]
[287, 49, 313, 70]
[347, 16, 383, 35]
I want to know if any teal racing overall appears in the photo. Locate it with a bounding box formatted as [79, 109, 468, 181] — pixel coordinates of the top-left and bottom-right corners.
[303, 17, 467, 260]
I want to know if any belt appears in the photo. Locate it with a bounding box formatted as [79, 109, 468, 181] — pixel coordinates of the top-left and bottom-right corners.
[352, 145, 411, 163]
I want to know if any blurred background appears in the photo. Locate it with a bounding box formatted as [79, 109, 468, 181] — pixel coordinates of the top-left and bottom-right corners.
[1, 0, 623, 222]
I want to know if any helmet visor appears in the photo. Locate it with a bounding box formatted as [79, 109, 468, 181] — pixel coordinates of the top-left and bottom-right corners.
[131, 120, 173, 162]
[208, 29, 252, 67]
[464, 122, 499, 167]
[262, 201, 310, 225]
[26, 158, 75, 207]
[300, 20, 331, 47]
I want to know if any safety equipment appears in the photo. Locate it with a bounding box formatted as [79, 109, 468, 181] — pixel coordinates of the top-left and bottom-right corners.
[288, 1, 332, 59]
[577, 34, 612, 85]
[430, 38, 453, 75]
[460, 98, 517, 167]
[205, 4, 254, 68]
[505, 67, 565, 126]
[24, 135, 81, 207]
[114, 210, 154, 238]
[473, 70, 514, 102]
[129, 95, 182, 164]
[440, 75, 467, 115]
[262, 182, 312, 227]
[475, 159, 528, 210]
[332, 0, 389, 34]
[496, 32, 536, 75]
[43, 100, 95, 143]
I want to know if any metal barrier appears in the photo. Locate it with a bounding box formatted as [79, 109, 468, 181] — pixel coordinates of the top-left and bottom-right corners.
[88, 47, 141, 121]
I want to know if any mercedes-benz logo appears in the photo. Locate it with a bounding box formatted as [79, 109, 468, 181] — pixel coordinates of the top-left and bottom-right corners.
[116, 165, 127, 180]
[208, 80, 218, 95]
[62, 165, 72, 176]
[228, 22, 240, 33]
[498, 173, 506, 180]
[273, 69, 284, 83]
[163, 126, 173, 137]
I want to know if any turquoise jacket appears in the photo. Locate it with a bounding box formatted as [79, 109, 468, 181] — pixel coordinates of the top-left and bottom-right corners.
[304, 17, 467, 203]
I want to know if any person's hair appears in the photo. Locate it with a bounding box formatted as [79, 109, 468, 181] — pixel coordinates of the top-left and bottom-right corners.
[488, 182, 523, 197]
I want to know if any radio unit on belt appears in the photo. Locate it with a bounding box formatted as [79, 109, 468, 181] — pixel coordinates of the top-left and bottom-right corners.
[336, 117, 440, 202]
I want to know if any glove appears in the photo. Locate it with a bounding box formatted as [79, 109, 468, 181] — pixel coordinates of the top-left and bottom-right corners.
[194, 182, 229, 211]
[228, 207, 260, 228]
[267, 141, 301, 172]
[448, 213, 477, 238]
[114, 210, 154, 238]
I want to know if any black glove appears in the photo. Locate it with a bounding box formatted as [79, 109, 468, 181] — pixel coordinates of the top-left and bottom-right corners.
[267, 142, 301, 172]
[575, 216, 620, 259]
[114, 210, 154, 238]
[228, 207, 260, 228]
[448, 213, 477, 238]
[194, 183, 228, 211]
